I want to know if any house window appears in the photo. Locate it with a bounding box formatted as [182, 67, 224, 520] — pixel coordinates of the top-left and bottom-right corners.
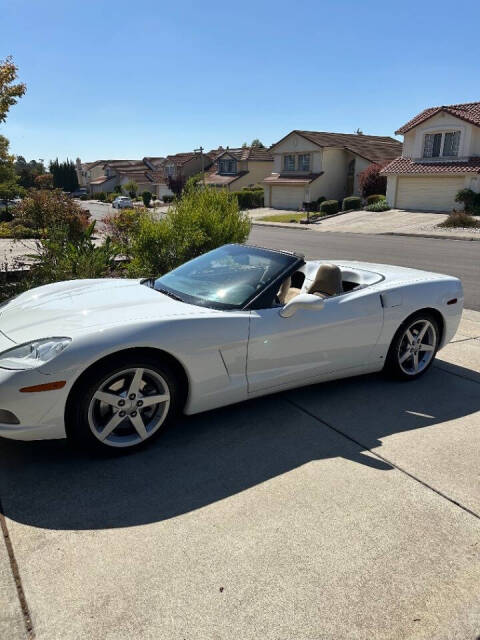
[219, 159, 237, 174]
[443, 131, 460, 157]
[298, 154, 311, 172]
[423, 133, 442, 158]
[165, 164, 175, 176]
[423, 131, 461, 158]
[283, 155, 295, 171]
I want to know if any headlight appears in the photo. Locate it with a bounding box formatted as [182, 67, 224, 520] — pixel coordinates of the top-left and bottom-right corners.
[0, 338, 71, 370]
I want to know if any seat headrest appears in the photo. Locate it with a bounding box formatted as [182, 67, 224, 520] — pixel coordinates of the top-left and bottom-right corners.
[308, 264, 343, 297]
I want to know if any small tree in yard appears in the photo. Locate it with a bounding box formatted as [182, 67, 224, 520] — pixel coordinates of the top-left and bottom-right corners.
[128, 184, 251, 277]
[358, 163, 387, 198]
[0, 135, 24, 215]
[34, 173, 53, 189]
[166, 175, 185, 197]
[123, 180, 138, 199]
[142, 190, 152, 207]
[15, 189, 90, 239]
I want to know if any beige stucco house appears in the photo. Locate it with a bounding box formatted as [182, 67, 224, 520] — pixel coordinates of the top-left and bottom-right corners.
[204, 146, 273, 191]
[382, 102, 480, 212]
[263, 130, 401, 210]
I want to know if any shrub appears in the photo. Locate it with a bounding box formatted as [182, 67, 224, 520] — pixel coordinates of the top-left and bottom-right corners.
[114, 184, 122, 194]
[365, 200, 390, 212]
[142, 191, 152, 207]
[366, 194, 386, 205]
[14, 189, 90, 241]
[319, 199, 339, 215]
[123, 180, 138, 199]
[162, 194, 174, 203]
[439, 211, 480, 229]
[232, 189, 263, 209]
[242, 185, 264, 192]
[105, 192, 117, 203]
[25, 222, 120, 289]
[0, 222, 39, 238]
[103, 208, 147, 257]
[358, 163, 386, 198]
[316, 196, 326, 205]
[455, 188, 480, 214]
[128, 185, 250, 277]
[0, 208, 13, 222]
[342, 196, 362, 211]
[80, 194, 90, 200]
[96, 191, 106, 201]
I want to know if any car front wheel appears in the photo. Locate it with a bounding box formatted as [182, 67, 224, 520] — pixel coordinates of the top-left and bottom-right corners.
[384, 312, 440, 380]
[68, 355, 181, 452]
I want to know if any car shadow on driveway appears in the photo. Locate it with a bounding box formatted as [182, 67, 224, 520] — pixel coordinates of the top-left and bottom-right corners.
[0, 362, 478, 531]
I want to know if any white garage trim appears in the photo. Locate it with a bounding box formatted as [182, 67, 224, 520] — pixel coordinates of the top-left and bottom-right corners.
[271, 185, 305, 210]
[396, 176, 465, 213]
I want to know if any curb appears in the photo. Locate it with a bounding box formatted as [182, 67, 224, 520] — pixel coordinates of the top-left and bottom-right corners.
[251, 221, 311, 230]
[381, 232, 480, 242]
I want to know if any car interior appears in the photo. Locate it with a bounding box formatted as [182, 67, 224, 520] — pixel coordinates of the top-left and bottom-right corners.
[277, 263, 384, 305]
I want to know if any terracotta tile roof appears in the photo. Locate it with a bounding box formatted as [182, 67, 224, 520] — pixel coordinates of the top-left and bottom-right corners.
[143, 157, 165, 170]
[204, 171, 249, 186]
[216, 146, 273, 162]
[90, 175, 116, 185]
[263, 172, 324, 184]
[381, 156, 480, 175]
[290, 131, 401, 165]
[395, 102, 480, 135]
[165, 152, 199, 166]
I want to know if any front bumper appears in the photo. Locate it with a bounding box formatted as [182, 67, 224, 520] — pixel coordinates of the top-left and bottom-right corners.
[0, 368, 68, 441]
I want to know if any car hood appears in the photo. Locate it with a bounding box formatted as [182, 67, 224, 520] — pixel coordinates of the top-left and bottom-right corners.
[0, 278, 206, 344]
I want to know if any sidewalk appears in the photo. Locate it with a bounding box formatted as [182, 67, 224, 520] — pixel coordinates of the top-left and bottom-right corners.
[250, 207, 480, 240]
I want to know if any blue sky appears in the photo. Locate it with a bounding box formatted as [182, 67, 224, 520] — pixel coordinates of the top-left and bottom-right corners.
[1, 0, 479, 164]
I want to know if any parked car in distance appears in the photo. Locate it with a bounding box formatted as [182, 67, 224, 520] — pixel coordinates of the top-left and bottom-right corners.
[70, 188, 89, 198]
[112, 196, 133, 209]
[0, 244, 463, 453]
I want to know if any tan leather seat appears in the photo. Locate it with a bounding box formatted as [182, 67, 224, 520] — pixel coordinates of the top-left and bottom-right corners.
[278, 277, 302, 304]
[308, 264, 343, 298]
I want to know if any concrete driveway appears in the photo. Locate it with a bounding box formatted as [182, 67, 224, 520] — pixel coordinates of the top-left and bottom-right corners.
[1, 312, 479, 640]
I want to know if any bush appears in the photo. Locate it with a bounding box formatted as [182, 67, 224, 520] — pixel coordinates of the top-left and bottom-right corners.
[439, 211, 480, 229]
[162, 195, 174, 203]
[142, 191, 152, 207]
[80, 194, 90, 200]
[342, 196, 362, 211]
[316, 196, 326, 205]
[0, 208, 13, 222]
[455, 188, 480, 214]
[96, 191, 106, 201]
[366, 194, 386, 205]
[365, 200, 390, 212]
[114, 185, 122, 194]
[232, 189, 264, 209]
[128, 185, 251, 277]
[0, 222, 40, 238]
[103, 208, 147, 257]
[14, 189, 90, 241]
[358, 163, 386, 198]
[319, 199, 339, 215]
[242, 185, 264, 192]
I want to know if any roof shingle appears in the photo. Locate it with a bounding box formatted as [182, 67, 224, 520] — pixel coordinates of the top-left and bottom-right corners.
[381, 156, 480, 175]
[395, 102, 480, 135]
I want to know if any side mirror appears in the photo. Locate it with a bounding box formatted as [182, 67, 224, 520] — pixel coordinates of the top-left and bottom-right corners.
[279, 293, 325, 318]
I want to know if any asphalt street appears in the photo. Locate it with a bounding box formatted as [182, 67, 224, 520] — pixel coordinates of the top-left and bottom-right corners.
[249, 225, 480, 311]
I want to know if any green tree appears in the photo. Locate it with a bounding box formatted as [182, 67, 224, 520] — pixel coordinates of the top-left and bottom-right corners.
[0, 56, 26, 124]
[49, 158, 79, 192]
[142, 190, 152, 207]
[123, 180, 138, 198]
[14, 156, 45, 188]
[0, 136, 24, 214]
[34, 173, 54, 189]
[250, 138, 265, 148]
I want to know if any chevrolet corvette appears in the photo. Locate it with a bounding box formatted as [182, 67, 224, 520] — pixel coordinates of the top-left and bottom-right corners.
[0, 243, 463, 451]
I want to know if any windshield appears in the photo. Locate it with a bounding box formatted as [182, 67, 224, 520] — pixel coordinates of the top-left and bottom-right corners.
[154, 244, 298, 310]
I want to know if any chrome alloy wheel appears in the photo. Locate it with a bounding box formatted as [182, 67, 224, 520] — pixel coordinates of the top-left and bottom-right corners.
[87, 367, 171, 447]
[397, 319, 437, 376]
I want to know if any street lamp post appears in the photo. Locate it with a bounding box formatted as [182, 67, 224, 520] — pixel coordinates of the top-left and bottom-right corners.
[194, 146, 205, 185]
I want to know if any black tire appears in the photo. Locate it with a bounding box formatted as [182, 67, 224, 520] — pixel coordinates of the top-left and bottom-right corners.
[384, 311, 440, 381]
[66, 354, 182, 454]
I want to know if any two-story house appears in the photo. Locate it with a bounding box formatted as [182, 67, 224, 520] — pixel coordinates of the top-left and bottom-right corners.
[263, 130, 401, 210]
[204, 146, 274, 190]
[163, 152, 213, 185]
[382, 102, 480, 212]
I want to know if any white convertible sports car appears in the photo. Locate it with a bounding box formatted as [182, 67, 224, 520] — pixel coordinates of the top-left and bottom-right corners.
[0, 243, 463, 452]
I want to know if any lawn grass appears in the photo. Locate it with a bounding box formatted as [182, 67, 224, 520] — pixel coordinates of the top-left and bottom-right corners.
[259, 212, 307, 223]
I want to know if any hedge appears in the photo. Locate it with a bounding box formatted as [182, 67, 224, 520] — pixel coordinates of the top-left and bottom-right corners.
[232, 190, 264, 209]
[319, 199, 339, 215]
[366, 194, 387, 205]
[342, 196, 362, 211]
[162, 195, 175, 203]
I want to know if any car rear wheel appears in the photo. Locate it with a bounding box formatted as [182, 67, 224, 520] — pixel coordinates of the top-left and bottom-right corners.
[384, 312, 440, 380]
[68, 355, 181, 453]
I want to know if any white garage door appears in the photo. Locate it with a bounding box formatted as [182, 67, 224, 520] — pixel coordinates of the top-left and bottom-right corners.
[396, 176, 464, 212]
[271, 186, 305, 210]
